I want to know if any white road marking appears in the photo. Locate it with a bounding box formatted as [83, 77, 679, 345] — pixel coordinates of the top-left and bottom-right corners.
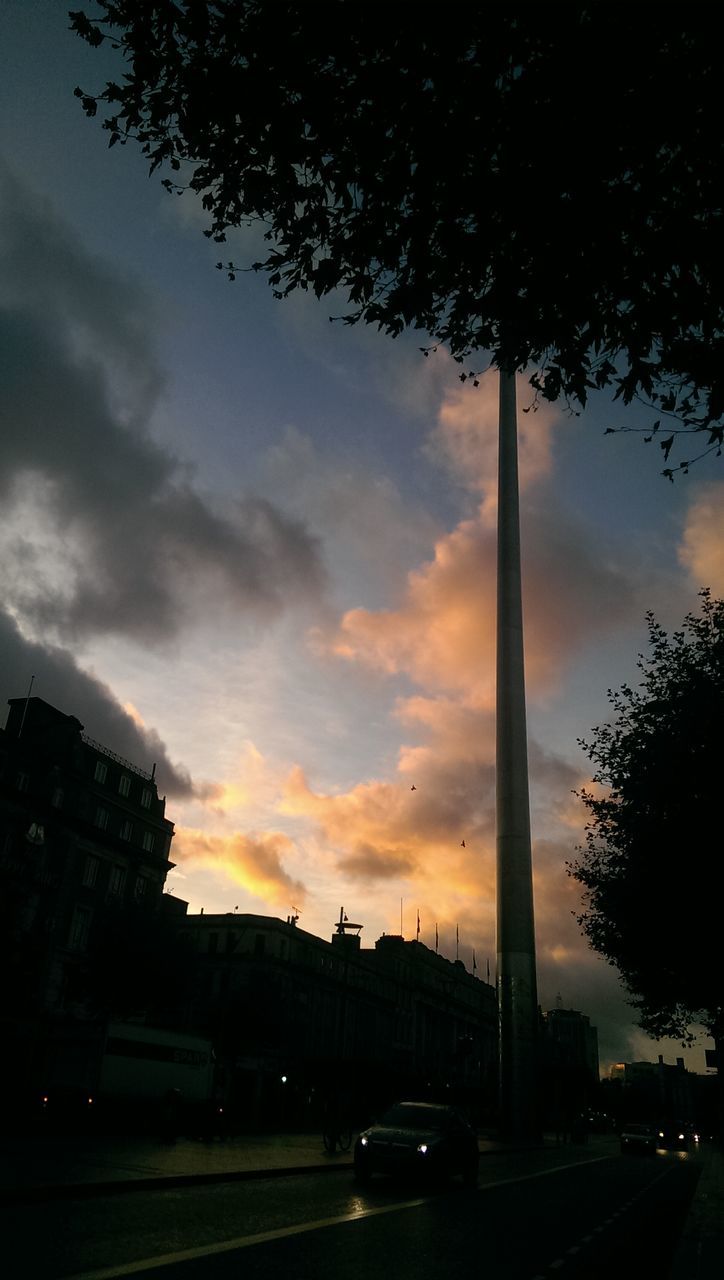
[532, 1162, 677, 1278]
[63, 1197, 431, 1279]
[64, 1154, 616, 1280]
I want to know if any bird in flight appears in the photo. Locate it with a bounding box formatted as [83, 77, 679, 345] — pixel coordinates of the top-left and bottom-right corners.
[410, 785, 417, 791]
[460, 839, 466, 848]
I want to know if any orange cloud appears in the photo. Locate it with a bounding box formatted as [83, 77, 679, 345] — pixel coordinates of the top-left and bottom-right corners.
[281, 758, 495, 892]
[326, 516, 497, 702]
[427, 368, 559, 521]
[122, 701, 146, 728]
[173, 827, 306, 906]
[395, 695, 496, 779]
[679, 482, 724, 591]
[203, 742, 284, 818]
[320, 500, 638, 705]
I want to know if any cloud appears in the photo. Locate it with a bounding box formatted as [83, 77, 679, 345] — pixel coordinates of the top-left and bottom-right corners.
[280, 716, 487, 903]
[679, 481, 724, 592]
[0, 162, 324, 646]
[426, 369, 559, 521]
[317, 499, 640, 706]
[0, 607, 195, 797]
[257, 426, 440, 609]
[172, 827, 306, 906]
[273, 702, 601, 1030]
[308, 362, 641, 706]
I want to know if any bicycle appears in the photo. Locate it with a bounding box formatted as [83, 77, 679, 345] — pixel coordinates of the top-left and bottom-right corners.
[323, 1126, 352, 1153]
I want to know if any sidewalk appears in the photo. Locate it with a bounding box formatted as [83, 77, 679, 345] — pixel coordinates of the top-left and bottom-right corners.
[669, 1142, 724, 1279]
[0, 1132, 355, 1201]
[0, 1129, 530, 1203]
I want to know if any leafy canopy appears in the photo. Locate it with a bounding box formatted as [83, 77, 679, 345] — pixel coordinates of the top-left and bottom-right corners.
[71, 3, 724, 473]
[570, 591, 724, 1047]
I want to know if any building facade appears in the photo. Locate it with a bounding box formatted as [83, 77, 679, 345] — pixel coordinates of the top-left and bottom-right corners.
[174, 909, 499, 1130]
[0, 696, 175, 1110]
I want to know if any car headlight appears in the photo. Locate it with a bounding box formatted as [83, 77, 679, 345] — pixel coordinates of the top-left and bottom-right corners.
[416, 1143, 429, 1155]
[359, 1136, 369, 1147]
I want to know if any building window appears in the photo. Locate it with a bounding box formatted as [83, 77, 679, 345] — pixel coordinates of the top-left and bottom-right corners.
[94, 761, 108, 784]
[94, 807, 109, 830]
[15, 771, 29, 792]
[120, 819, 133, 841]
[108, 865, 126, 896]
[208, 933, 219, 954]
[141, 788, 153, 809]
[135, 875, 148, 898]
[254, 933, 266, 957]
[82, 854, 100, 888]
[69, 905, 92, 951]
[142, 831, 155, 853]
[118, 774, 131, 797]
[51, 787, 64, 809]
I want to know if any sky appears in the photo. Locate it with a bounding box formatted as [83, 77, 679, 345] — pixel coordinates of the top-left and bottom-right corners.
[2, 2, 722, 1076]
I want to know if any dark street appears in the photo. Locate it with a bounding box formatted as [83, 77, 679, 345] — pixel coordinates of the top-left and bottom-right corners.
[1, 1140, 702, 1280]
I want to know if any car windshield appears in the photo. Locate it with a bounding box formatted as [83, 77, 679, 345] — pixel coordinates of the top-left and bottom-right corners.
[380, 1104, 452, 1131]
[624, 1124, 653, 1134]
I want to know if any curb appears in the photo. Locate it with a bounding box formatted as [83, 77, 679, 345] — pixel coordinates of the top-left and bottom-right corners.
[0, 1159, 354, 1205]
[0, 1137, 555, 1205]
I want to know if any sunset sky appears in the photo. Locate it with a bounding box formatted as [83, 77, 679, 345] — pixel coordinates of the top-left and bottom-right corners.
[2, 2, 722, 1074]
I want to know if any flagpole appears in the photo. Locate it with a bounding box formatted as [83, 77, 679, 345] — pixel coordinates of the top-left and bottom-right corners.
[18, 674, 35, 738]
[496, 369, 539, 1140]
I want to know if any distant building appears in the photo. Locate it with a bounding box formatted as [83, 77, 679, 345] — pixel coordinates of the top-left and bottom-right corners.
[540, 1005, 600, 1137]
[173, 908, 498, 1130]
[544, 1005, 600, 1086]
[603, 1055, 696, 1125]
[0, 696, 175, 1107]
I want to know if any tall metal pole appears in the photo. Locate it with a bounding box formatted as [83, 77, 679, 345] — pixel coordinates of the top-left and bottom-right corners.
[496, 370, 539, 1139]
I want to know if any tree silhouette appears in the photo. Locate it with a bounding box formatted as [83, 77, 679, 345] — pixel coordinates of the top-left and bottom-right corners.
[71, 2, 724, 475]
[570, 591, 723, 1121]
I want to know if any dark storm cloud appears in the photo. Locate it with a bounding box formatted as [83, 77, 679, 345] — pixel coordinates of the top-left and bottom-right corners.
[0, 609, 194, 797]
[0, 162, 324, 644]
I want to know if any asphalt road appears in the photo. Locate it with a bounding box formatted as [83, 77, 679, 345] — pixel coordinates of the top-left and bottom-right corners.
[2, 1140, 702, 1280]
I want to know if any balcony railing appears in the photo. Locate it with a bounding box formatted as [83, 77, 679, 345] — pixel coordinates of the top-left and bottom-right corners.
[81, 734, 154, 782]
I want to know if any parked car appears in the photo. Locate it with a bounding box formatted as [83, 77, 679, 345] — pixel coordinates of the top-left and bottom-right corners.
[619, 1122, 657, 1154]
[353, 1101, 479, 1186]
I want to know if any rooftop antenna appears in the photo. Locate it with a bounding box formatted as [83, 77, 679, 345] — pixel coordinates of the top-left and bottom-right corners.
[18, 674, 35, 738]
[334, 907, 362, 936]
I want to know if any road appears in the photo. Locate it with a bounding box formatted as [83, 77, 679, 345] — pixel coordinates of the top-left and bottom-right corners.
[1, 1139, 701, 1279]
